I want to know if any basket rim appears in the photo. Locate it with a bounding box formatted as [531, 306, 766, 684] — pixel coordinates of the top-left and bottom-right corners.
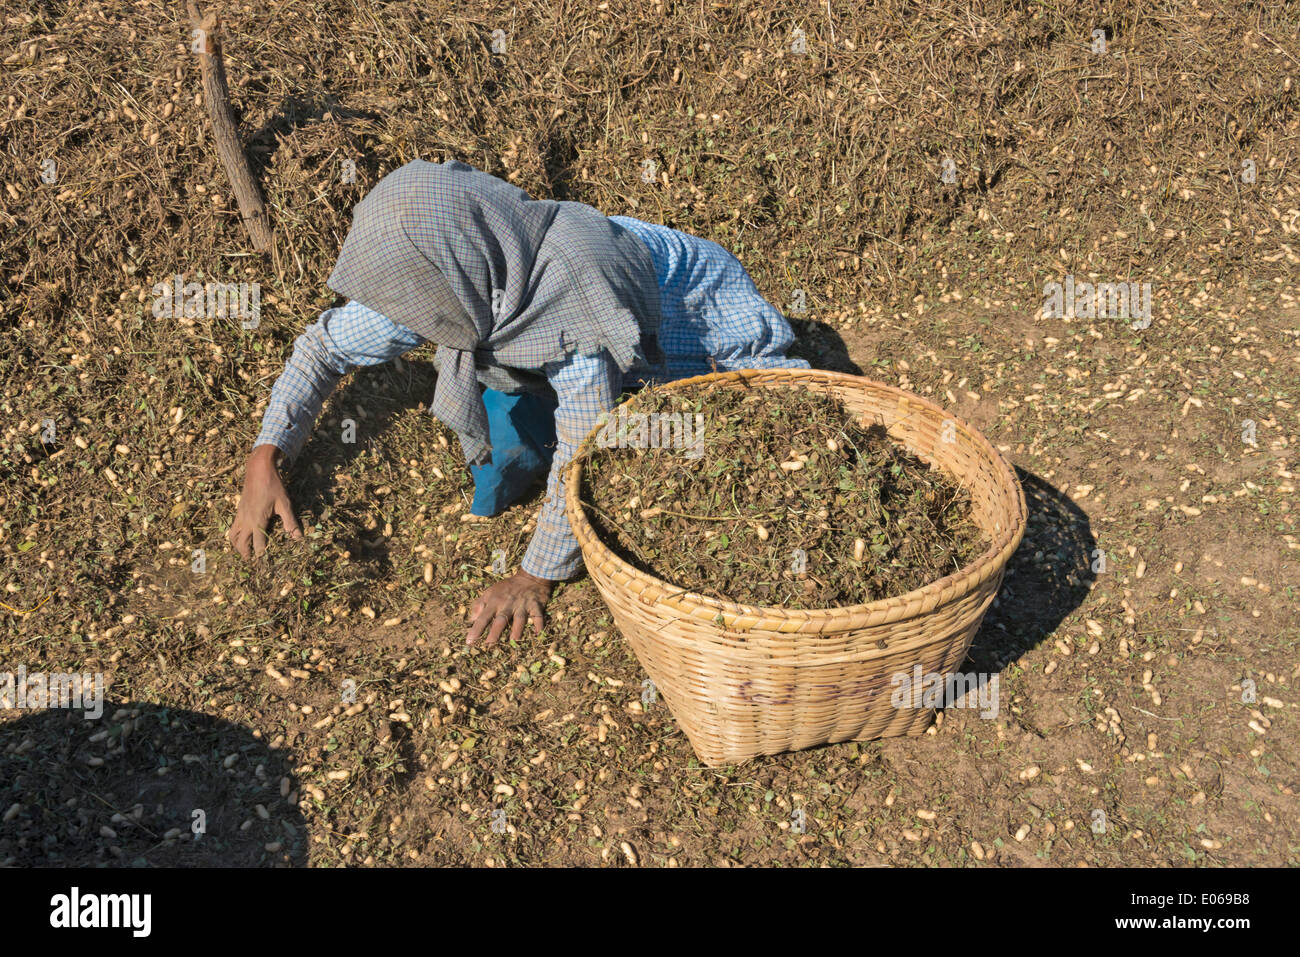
[564, 368, 1028, 631]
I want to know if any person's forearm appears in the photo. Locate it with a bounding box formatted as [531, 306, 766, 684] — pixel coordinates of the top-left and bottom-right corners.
[520, 352, 622, 580]
[519, 420, 585, 579]
[252, 323, 347, 465]
[521, 492, 584, 580]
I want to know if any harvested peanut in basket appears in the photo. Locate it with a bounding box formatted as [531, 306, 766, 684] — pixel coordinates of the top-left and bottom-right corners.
[580, 382, 987, 608]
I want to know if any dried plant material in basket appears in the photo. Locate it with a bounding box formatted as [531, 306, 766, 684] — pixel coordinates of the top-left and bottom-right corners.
[580, 382, 987, 609]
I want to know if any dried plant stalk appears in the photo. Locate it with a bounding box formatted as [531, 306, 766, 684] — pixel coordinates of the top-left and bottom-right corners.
[186, 2, 273, 251]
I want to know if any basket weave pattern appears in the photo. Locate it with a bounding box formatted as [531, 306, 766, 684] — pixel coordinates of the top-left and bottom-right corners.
[566, 369, 1027, 766]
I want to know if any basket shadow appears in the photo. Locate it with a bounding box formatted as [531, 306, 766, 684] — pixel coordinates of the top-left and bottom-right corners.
[0, 699, 305, 867]
[962, 467, 1097, 674]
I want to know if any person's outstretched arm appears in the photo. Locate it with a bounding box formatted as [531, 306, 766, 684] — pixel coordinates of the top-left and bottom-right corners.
[227, 300, 425, 559]
[466, 351, 621, 646]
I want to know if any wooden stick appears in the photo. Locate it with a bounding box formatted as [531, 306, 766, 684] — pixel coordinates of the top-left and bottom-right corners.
[186, 2, 273, 252]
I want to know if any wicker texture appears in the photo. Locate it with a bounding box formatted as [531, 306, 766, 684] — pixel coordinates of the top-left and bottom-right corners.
[566, 369, 1027, 766]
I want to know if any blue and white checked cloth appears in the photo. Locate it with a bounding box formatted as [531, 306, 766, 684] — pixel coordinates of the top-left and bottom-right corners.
[255, 215, 808, 580]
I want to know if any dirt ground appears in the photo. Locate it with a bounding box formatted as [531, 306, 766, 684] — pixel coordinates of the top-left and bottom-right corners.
[1, 0, 1297, 867]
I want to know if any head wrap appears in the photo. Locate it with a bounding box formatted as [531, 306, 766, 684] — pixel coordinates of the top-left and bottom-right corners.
[327, 159, 662, 464]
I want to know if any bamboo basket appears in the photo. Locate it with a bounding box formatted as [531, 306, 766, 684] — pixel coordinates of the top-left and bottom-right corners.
[565, 369, 1027, 766]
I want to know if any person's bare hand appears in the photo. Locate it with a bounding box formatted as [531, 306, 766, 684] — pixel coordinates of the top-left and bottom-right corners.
[467, 570, 552, 647]
[227, 445, 302, 560]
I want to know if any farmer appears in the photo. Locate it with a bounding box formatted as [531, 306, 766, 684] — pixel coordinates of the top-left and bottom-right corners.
[227, 158, 807, 645]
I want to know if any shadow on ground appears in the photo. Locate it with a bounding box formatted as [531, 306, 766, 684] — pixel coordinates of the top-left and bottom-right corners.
[286, 356, 454, 566]
[788, 317, 865, 375]
[965, 467, 1097, 674]
[0, 700, 305, 867]
[246, 94, 386, 184]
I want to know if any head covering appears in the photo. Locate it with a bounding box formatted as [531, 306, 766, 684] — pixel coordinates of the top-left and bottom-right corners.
[326, 159, 662, 465]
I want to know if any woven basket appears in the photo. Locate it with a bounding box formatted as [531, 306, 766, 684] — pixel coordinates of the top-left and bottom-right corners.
[565, 369, 1026, 766]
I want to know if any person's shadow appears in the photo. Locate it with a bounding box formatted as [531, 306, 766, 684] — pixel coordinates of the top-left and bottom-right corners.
[786, 317, 864, 375]
[965, 468, 1097, 673]
[0, 700, 306, 867]
[285, 353, 449, 569]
